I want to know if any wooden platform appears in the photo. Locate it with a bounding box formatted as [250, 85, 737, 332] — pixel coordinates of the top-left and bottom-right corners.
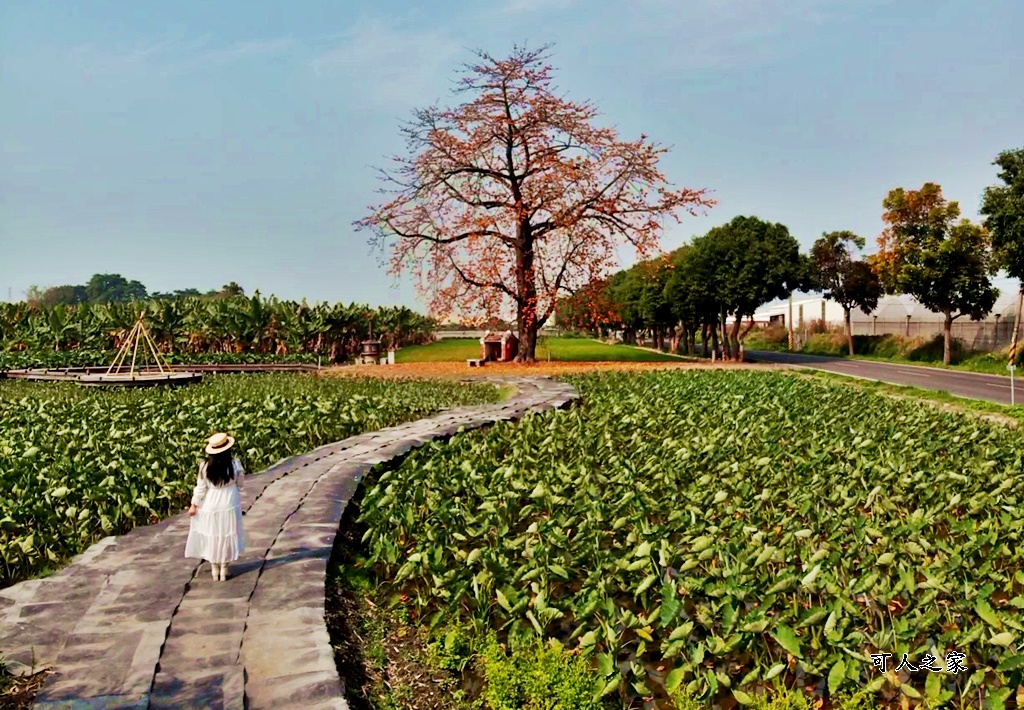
[76, 371, 204, 387]
[1, 363, 320, 382]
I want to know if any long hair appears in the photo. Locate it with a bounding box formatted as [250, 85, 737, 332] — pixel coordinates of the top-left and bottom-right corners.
[205, 450, 235, 487]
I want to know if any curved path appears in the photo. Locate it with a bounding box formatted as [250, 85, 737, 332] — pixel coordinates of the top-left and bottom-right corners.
[0, 376, 579, 709]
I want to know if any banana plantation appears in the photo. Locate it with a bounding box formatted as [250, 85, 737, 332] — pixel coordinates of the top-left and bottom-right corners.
[0, 295, 436, 367]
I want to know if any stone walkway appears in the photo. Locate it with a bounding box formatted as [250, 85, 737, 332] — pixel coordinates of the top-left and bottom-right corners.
[0, 376, 578, 709]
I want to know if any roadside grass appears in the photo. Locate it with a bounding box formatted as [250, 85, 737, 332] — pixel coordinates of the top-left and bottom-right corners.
[791, 367, 1024, 427]
[746, 327, 1019, 376]
[396, 338, 682, 363]
[835, 351, 1015, 377]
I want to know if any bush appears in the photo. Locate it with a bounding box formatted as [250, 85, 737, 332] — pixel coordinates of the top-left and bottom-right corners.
[805, 318, 830, 335]
[673, 688, 878, 710]
[427, 627, 476, 673]
[853, 334, 900, 358]
[792, 328, 972, 363]
[801, 332, 845, 356]
[744, 325, 789, 351]
[479, 637, 602, 710]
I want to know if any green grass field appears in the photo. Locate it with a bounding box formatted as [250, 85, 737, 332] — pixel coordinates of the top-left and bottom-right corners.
[395, 337, 684, 363]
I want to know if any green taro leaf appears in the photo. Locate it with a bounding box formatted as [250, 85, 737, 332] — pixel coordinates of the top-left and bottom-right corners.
[596, 652, 615, 678]
[975, 599, 1003, 630]
[771, 625, 803, 658]
[495, 589, 511, 612]
[664, 667, 686, 696]
[925, 670, 942, 703]
[827, 660, 845, 695]
[635, 574, 658, 596]
[597, 674, 621, 698]
[988, 631, 1015, 647]
[732, 689, 755, 705]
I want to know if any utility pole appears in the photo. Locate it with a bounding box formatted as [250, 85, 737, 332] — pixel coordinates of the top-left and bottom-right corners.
[787, 294, 794, 351]
[1010, 287, 1023, 405]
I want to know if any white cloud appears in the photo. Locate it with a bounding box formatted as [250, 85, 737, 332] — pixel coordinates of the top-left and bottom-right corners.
[66, 34, 293, 77]
[498, 0, 579, 15]
[309, 19, 463, 107]
[199, 37, 295, 64]
[580, 0, 895, 71]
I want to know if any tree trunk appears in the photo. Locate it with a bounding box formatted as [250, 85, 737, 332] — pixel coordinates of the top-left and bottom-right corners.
[514, 225, 539, 362]
[688, 328, 697, 355]
[729, 317, 743, 362]
[709, 323, 718, 361]
[701, 324, 709, 357]
[943, 313, 953, 365]
[738, 317, 756, 362]
[518, 324, 538, 363]
[845, 307, 854, 357]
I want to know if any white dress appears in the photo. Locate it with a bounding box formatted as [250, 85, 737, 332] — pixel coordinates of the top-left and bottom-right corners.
[184, 458, 245, 563]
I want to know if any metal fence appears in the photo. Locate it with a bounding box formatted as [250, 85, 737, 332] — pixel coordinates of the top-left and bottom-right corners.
[849, 318, 1021, 352]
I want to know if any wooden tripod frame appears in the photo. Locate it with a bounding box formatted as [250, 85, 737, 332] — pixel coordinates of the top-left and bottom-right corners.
[104, 314, 171, 377]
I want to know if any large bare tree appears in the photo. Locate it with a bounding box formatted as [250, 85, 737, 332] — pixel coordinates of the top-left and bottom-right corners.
[356, 46, 712, 361]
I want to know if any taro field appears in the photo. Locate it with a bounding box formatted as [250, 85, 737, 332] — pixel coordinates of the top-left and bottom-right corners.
[356, 370, 1024, 708]
[0, 374, 499, 586]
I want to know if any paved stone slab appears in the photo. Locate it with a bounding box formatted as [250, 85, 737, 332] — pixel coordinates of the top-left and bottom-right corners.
[149, 666, 244, 710]
[35, 694, 150, 710]
[244, 668, 345, 710]
[0, 376, 579, 708]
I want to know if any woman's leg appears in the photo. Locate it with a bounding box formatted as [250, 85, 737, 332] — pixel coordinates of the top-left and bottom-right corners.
[210, 561, 218, 580]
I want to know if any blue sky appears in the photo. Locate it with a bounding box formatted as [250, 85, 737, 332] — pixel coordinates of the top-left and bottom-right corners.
[1, 0, 1021, 308]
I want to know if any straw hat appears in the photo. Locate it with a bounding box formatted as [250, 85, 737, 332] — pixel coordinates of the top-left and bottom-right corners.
[205, 432, 236, 455]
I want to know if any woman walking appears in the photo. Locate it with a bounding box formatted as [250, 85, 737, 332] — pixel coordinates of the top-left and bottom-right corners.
[185, 432, 245, 581]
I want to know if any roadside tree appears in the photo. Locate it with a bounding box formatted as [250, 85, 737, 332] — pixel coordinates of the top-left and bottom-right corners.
[873, 183, 997, 364]
[689, 216, 806, 360]
[811, 231, 882, 356]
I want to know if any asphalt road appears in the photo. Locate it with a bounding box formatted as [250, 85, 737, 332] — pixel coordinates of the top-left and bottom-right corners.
[746, 350, 1022, 406]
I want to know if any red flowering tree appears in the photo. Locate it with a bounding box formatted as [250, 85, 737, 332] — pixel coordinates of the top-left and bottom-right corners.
[872, 183, 997, 364]
[356, 46, 712, 361]
[554, 278, 619, 338]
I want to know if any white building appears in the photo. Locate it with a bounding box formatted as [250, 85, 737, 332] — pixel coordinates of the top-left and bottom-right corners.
[750, 277, 1023, 350]
[747, 295, 845, 327]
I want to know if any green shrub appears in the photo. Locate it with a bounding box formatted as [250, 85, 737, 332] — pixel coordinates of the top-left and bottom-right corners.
[428, 627, 477, 673]
[480, 638, 602, 710]
[744, 325, 789, 351]
[798, 330, 972, 363]
[901, 333, 961, 361]
[673, 686, 878, 710]
[800, 332, 844, 356]
[852, 333, 901, 357]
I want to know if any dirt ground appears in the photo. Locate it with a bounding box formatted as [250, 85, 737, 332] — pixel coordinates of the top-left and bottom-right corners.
[321, 360, 775, 380]
[326, 492, 474, 710]
[0, 671, 50, 710]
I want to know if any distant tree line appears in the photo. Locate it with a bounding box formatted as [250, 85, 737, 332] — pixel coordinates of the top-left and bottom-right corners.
[2, 293, 435, 364]
[556, 146, 1024, 365]
[25, 273, 246, 307]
